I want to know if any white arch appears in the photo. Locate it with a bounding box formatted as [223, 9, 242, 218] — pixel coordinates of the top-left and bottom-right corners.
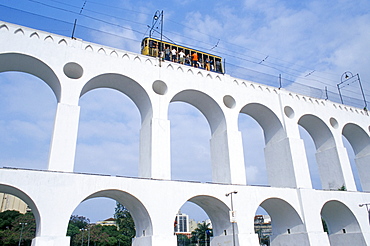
[0, 184, 41, 237]
[0, 53, 61, 102]
[299, 114, 345, 190]
[342, 123, 370, 191]
[83, 189, 153, 238]
[321, 200, 366, 245]
[80, 73, 152, 124]
[260, 197, 308, 245]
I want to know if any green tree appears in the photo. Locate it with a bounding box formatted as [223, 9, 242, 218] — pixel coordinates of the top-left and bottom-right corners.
[68, 215, 90, 229]
[191, 221, 212, 246]
[177, 234, 190, 246]
[0, 211, 36, 246]
[67, 203, 136, 246]
[114, 202, 136, 246]
[67, 215, 91, 246]
[322, 218, 329, 234]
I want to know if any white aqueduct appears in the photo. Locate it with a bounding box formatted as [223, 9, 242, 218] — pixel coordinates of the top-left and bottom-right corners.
[0, 21, 369, 246]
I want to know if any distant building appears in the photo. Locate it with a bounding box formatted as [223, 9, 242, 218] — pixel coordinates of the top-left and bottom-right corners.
[175, 210, 192, 237]
[96, 218, 117, 227]
[0, 193, 28, 214]
[175, 210, 189, 233]
[188, 218, 198, 232]
[254, 215, 272, 245]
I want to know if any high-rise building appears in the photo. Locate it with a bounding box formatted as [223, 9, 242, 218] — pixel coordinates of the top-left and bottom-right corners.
[175, 210, 189, 234]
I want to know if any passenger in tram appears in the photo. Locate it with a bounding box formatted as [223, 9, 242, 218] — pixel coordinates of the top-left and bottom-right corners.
[159, 49, 164, 61]
[210, 59, 214, 71]
[191, 52, 198, 67]
[178, 49, 185, 64]
[205, 57, 211, 71]
[185, 54, 191, 65]
[198, 57, 203, 68]
[152, 41, 158, 57]
[171, 47, 177, 62]
[165, 46, 170, 61]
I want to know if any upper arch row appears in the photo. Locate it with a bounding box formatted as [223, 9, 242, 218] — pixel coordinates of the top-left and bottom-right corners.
[0, 52, 368, 137]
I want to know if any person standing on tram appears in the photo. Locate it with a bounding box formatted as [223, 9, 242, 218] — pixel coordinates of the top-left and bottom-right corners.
[171, 47, 177, 62]
[165, 46, 170, 61]
[205, 57, 211, 71]
[191, 52, 198, 67]
[178, 49, 185, 64]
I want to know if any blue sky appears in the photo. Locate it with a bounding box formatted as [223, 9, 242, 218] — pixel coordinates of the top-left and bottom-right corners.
[0, 0, 368, 222]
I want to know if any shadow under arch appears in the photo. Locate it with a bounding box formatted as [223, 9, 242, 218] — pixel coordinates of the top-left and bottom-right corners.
[0, 53, 61, 102]
[321, 200, 366, 245]
[259, 198, 307, 245]
[187, 195, 238, 244]
[0, 184, 41, 237]
[80, 73, 153, 124]
[239, 103, 296, 188]
[342, 123, 370, 191]
[298, 114, 345, 190]
[84, 189, 152, 240]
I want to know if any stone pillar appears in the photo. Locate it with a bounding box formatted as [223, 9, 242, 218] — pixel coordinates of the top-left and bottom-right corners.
[210, 129, 246, 185]
[315, 146, 347, 190]
[48, 103, 80, 172]
[264, 137, 312, 188]
[139, 117, 171, 179]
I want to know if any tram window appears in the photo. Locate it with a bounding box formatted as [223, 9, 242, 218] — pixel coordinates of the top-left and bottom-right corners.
[149, 40, 157, 48]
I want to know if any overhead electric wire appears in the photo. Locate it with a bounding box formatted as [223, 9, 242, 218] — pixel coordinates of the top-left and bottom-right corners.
[3, 1, 368, 102]
[28, 0, 362, 89]
[167, 19, 341, 79]
[24, 0, 147, 36]
[41, 0, 148, 28]
[20, 0, 347, 85]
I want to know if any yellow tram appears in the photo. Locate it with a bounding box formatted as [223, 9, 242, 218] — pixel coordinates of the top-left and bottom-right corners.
[141, 37, 224, 73]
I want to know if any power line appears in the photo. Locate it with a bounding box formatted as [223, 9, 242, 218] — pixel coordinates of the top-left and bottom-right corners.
[1, 2, 368, 102]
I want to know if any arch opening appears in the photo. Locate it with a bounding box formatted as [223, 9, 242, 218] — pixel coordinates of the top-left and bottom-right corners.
[299, 125, 321, 189]
[169, 90, 229, 183]
[169, 102, 212, 182]
[0, 185, 40, 241]
[254, 206, 271, 246]
[238, 113, 267, 186]
[176, 196, 237, 246]
[80, 73, 152, 125]
[0, 53, 61, 102]
[342, 136, 362, 191]
[258, 198, 307, 245]
[69, 190, 152, 246]
[75, 88, 140, 177]
[342, 123, 370, 191]
[298, 114, 345, 190]
[0, 71, 56, 171]
[321, 200, 366, 245]
[239, 103, 289, 188]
